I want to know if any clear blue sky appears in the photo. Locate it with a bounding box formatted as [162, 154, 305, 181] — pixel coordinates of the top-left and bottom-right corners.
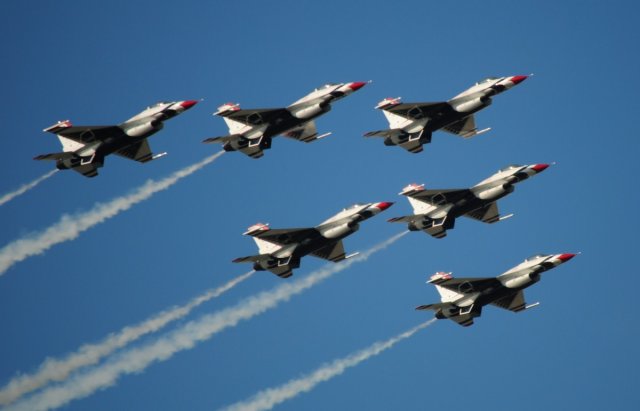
[1, 1, 638, 410]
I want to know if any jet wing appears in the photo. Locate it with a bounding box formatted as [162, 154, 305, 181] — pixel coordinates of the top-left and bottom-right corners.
[282, 121, 330, 143]
[114, 139, 156, 163]
[431, 277, 501, 294]
[55, 125, 124, 143]
[217, 108, 291, 126]
[406, 188, 471, 205]
[463, 202, 500, 223]
[310, 240, 347, 262]
[250, 227, 320, 246]
[384, 102, 452, 120]
[490, 290, 527, 312]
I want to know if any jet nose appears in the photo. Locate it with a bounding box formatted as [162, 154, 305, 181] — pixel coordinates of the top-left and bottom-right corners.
[510, 75, 528, 85]
[348, 81, 367, 91]
[530, 163, 550, 173]
[374, 201, 394, 211]
[180, 100, 199, 110]
[557, 253, 577, 262]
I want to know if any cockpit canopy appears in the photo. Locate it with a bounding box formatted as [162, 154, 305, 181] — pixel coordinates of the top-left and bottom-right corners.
[475, 77, 499, 86]
[525, 254, 547, 262]
[315, 83, 338, 92]
[147, 101, 171, 109]
[342, 203, 364, 211]
[498, 164, 522, 173]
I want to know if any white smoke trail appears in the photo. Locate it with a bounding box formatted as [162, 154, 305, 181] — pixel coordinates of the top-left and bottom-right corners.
[0, 270, 253, 406]
[6, 232, 407, 411]
[0, 169, 58, 207]
[221, 318, 437, 411]
[0, 152, 224, 276]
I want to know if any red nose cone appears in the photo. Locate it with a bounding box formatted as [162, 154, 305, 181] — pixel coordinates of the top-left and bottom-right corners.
[511, 75, 528, 85]
[348, 82, 367, 91]
[180, 100, 198, 110]
[531, 163, 549, 172]
[557, 253, 576, 262]
[375, 201, 394, 211]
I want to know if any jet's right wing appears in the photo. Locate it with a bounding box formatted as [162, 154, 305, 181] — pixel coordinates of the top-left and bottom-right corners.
[405, 188, 471, 205]
[383, 102, 452, 120]
[248, 227, 320, 246]
[51, 125, 124, 143]
[216, 107, 291, 125]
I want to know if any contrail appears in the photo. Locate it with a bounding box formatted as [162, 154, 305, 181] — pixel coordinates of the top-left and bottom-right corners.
[0, 270, 253, 406]
[0, 169, 58, 207]
[221, 318, 437, 411]
[6, 232, 407, 411]
[0, 151, 224, 276]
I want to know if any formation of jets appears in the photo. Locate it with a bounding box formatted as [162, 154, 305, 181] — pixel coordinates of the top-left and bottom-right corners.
[32, 76, 577, 327]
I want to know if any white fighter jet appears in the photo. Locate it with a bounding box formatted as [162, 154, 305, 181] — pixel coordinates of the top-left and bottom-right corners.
[388, 164, 549, 238]
[232, 201, 393, 278]
[203, 82, 368, 158]
[416, 253, 577, 327]
[364, 75, 528, 153]
[34, 100, 198, 177]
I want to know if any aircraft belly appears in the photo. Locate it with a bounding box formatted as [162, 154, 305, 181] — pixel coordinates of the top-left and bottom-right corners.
[454, 197, 486, 216]
[269, 118, 310, 138]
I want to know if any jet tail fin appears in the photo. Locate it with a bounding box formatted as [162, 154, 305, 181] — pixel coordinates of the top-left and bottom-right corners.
[43, 120, 73, 134]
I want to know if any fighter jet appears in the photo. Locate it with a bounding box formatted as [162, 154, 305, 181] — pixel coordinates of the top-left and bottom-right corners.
[232, 202, 393, 278]
[34, 100, 198, 177]
[364, 75, 529, 153]
[203, 82, 368, 159]
[416, 253, 577, 327]
[388, 164, 549, 238]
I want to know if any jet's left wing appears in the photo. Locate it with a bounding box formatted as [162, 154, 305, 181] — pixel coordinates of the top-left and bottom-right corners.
[441, 115, 490, 138]
[282, 121, 331, 143]
[463, 202, 501, 223]
[114, 139, 162, 163]
[310, 240, 347, 262]
[490, 290, 527, 312]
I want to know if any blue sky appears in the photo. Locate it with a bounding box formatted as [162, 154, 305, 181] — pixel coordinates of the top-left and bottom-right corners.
[1, 1, 638, 410]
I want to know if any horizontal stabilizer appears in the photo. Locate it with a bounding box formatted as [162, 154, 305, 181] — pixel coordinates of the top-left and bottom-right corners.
[202, 134, 243, 144]
[33, 152, 74, 161]
[363, 128, 404, 138]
